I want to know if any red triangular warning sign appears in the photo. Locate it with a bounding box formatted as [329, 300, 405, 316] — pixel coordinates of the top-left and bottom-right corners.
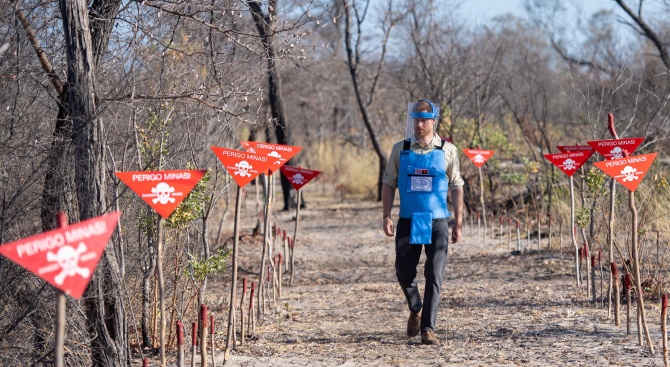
[115, 170, 206, 219]
[463, 149, 495, 168]
[593, 153, 657, 192]
[211, 146, 275, 187]
[587, 137, 644, 161]
[544, 151, 591, 177]
[0, 212, 121, 299]
[556, 145, 595, 158]
[280, 165, 321, 190]
[242, 142, 302, 173]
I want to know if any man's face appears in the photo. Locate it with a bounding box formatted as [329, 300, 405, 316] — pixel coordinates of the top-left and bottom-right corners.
[413, 118, 435, 138]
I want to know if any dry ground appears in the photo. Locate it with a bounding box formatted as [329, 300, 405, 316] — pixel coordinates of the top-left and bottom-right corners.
[195, 191, 666, 367]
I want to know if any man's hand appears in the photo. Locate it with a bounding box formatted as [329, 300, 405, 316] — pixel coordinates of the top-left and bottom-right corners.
[451, 223, 462, 243]
[383, 217, 394, 237]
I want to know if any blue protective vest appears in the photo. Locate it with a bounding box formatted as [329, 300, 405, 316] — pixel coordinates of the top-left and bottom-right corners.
[398, 139, 450, 220]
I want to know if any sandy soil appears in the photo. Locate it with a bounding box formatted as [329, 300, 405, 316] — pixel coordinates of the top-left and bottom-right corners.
[200, 192, 666, 367]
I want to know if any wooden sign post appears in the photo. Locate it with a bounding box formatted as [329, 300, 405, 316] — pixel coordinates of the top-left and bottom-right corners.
[116, 170, 206, 367]
[280, 165, 321, 285]
[588, 125, 644, 319]
[544, 151, 591, 286]
[594, 152, 658, 354]
[463, 149, 494, 245]
[211, 145, 275, 363]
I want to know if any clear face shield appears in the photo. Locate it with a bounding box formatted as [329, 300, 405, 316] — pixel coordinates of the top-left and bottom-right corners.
[406, 100, 440, 139]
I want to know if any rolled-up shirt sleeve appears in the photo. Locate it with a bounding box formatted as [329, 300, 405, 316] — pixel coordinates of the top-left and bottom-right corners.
[382, 141, 403, 189]
[444, 144, 464, 191]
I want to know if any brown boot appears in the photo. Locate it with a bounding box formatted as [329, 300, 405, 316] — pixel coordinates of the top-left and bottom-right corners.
[421, 329, 439, 345]
[406, 311, 421, 337]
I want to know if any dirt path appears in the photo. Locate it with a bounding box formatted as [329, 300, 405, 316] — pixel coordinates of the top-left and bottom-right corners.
[211, 194, 664, 367]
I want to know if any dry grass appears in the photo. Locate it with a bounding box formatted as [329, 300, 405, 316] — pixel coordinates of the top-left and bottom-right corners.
[301, 137, 399, 198]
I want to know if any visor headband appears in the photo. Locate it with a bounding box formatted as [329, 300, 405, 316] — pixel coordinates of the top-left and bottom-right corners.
[410, 100, 438, 119]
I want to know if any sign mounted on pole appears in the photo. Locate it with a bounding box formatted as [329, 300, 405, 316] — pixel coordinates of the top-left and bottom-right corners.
[593, 153, 657, 192]
[280, 166, 321, 191]
[462, 149, 495, 168]
[211, 146, 275, 187]
[544, 151, 591, 177]
[241, 142, 302, 174]
[115, 170, 207, 219]
[587, 137, 644, 160]
[556, 145, 594, 155]
[0, 212, 121, 299]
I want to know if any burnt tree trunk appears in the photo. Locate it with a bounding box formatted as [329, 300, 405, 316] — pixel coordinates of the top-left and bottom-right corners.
[59, 0, 127, 366]
[248, 0, 296, 211]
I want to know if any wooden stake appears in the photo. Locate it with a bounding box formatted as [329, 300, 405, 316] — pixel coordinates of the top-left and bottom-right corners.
[607, 177, 617, 320]
[516, 221, 521, 252]
[569, 176, 581, 286]
[278, 253, 283, 299]
[291, 189, 302, 285]
[258, 175, 271, 319]
[191, 322, 197, 367]
[249, 282, 256, 335]
[289, 238, 295, 285]
[225, 185, 243, 362]
[176, 320, 184, 367]
[200, 304, 208, 367]
[585, 243, 591, 298]
[240, 278, 247, 346]
[478, 166, 487, 246]
[210, 316, 216, 367]
[144, 358, 149, 367]
[611, 262, 620, 327]
[591, 255, 597, 304]
[499, 216, 503, 247]
[54, 213, 68, 367]
[157, 217, 166, 367]
[477, 211, 481, 241]
[599, 250, 604, 309]
[662, 294, 668, 367]
[548, 214, 552, 249]
[630, 191, 655, 354]
[537, 212, 541, 250]
[624, 273, 632, 335]
[507, 217, 512, 248]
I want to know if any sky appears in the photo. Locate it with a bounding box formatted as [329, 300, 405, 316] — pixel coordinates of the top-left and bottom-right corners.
[459, 0, 619, 22]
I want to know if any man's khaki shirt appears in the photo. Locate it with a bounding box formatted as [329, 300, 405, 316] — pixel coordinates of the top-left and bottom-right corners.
[382, 134, 464, 191]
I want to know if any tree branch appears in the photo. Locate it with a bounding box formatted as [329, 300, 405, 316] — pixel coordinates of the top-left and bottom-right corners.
[12, 1, 64, 95]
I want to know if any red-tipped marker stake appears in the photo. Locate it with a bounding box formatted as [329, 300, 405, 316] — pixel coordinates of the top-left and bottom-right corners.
[177, 321, 185, 367]
[191, 322, 198, 367]
[625, 273, 632, 335]
[662, 294, 669, 367]
[200, 304, 208, 367]
[144, 358, 149, 367]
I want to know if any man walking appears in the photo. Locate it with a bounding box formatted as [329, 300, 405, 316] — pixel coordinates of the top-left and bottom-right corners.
[381, 100, 464, 345]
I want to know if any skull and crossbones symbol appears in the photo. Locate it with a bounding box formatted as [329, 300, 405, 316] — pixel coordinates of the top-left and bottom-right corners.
[235, 161, 252, 177]
[473, 154, 485, 164]
[291, 173, 306, 185]
[610, 147, 623, 159]
[151, 182, 176, 204]
[618, 165, 641, 182]
[561, 158, 576, 170]
[46, 243, 91, 285]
